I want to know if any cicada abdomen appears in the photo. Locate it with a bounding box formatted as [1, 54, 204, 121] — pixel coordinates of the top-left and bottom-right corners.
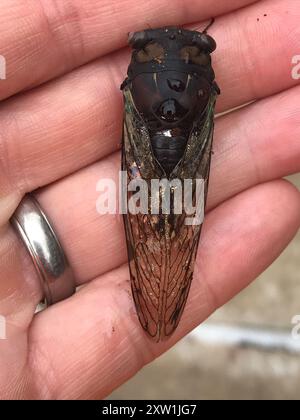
[121, 25, 220, 341]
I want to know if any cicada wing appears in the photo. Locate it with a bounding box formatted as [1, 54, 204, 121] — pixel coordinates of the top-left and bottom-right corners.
[161, 93, 217, 338]
[122, 89, 163, 339]
[122, 87, 217, 340]
[174, 91, 217, 195]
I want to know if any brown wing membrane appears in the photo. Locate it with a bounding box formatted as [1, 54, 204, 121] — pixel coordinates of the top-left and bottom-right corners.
[122, 89, 217, 341]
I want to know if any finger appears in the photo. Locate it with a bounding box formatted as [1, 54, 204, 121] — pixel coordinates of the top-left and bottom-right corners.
[207, 0, 300, 112]
[1, 0, 299, 197]
[208, 85, 300, 209]
[0, 172, 42, 322]
[28, 180, 300, 399]
[0, 226, 41, 400]
[0, 0, 257, 100]
[0, 227, 41, 320]
[34, 85, 300, 283]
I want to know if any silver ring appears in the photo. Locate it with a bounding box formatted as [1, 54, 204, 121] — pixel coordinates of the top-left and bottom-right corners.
[11, 194, 76, 305]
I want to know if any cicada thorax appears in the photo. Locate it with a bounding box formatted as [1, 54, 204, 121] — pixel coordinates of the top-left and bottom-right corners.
[121, 26, 219, 340]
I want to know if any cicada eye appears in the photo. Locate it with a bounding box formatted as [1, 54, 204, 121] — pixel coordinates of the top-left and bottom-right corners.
[128, 31, 151, 49]
[193, 33, 216, 53]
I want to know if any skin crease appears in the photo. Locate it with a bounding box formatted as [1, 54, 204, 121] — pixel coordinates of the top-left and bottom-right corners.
[0, 0, 299, 399]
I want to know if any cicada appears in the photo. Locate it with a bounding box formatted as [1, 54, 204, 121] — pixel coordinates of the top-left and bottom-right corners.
[121, 22, 220, 341]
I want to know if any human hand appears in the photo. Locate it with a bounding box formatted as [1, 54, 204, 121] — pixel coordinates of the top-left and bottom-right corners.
[0, 0, 299, 399]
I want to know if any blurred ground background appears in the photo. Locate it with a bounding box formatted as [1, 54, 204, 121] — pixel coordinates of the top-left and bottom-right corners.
[109, 174, 300, 400]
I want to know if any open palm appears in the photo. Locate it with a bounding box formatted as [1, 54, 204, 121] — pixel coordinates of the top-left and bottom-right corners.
[0, 0, 299, 399]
